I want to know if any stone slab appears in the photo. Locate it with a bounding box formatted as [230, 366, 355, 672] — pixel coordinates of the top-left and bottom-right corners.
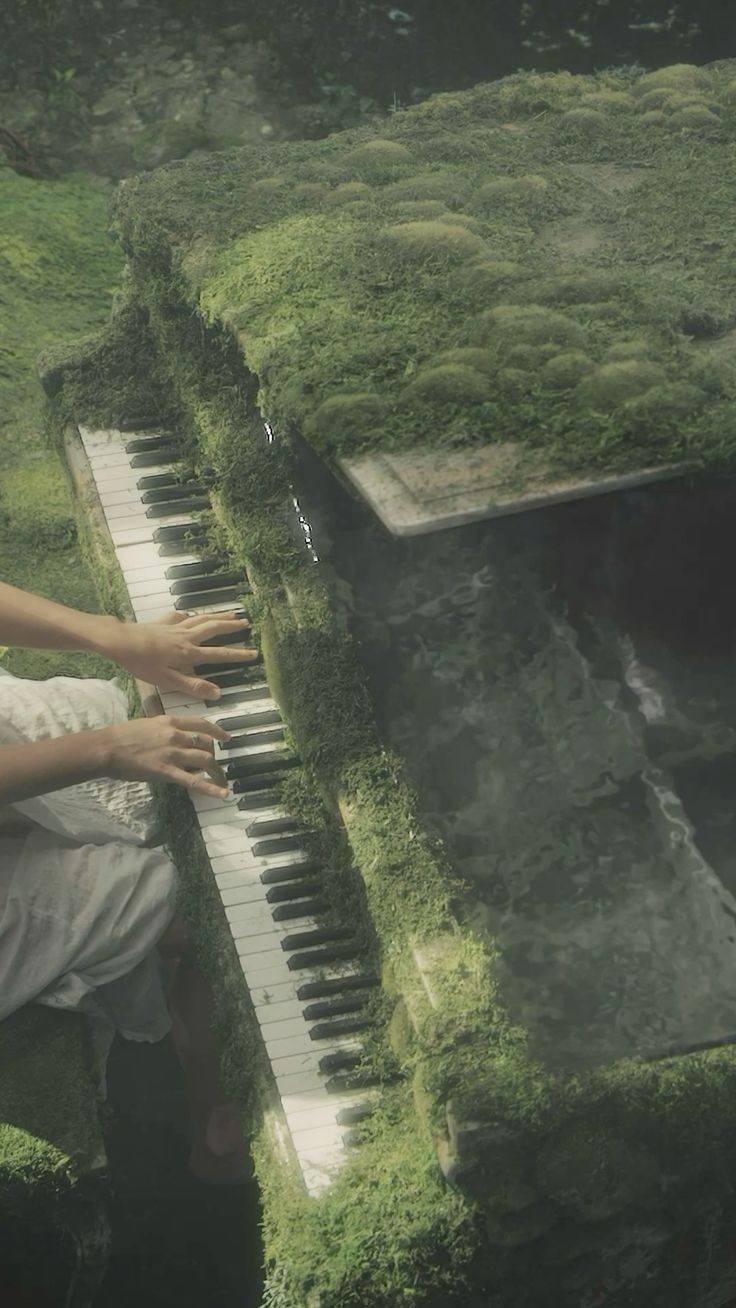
[340, 441, 686, 536]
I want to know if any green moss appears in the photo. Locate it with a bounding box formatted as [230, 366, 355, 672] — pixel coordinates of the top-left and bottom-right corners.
[304, 392, 386, 445]
[381, 220, 488, 261]
[573, 359, 668, 411]
[0, 1008, 102, 1207]
[0, 167, 122, 469]
[634, 64, 712, 96]
[535, 1125, 660, 1221]
[342, 138, 414, 174]
[431, 347, 497, 373]
[541, 351, 595, 389]
[471, 305, 588, 355]
[401, 363, 492, 406]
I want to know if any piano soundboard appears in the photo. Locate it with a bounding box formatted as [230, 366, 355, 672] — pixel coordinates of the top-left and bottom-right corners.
[76, 421, 381, 1197]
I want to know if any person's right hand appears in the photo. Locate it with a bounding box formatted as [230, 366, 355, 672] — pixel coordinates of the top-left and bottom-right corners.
[100, 714, 231, 798]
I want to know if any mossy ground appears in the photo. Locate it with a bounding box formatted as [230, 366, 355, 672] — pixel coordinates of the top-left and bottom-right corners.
[0, 164, 122, 1226]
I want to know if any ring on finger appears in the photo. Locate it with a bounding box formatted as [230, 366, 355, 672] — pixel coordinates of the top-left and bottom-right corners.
[191, 732, 199, 748]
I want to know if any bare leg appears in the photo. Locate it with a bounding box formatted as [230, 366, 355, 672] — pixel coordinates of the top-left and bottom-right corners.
[158, 913, 248, 1183]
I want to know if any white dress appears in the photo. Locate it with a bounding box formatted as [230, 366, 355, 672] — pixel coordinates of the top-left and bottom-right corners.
[0, 665, 177, 1083]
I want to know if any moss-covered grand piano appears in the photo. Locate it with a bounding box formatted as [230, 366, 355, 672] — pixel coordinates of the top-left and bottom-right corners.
[45, 58, 736, 1307]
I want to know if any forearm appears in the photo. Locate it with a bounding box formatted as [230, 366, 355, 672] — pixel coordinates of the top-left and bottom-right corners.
[0, 731, 112, 805]
[0, 580, 120, 654]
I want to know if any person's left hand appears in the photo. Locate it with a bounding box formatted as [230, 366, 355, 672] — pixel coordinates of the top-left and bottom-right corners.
[107, 610, 258, 699]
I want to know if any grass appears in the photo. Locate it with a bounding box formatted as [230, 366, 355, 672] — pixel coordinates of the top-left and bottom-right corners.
[0, 161, 123, 1218]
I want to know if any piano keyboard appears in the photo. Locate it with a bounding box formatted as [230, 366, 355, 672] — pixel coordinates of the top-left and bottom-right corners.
[77, 421, 380, 1196]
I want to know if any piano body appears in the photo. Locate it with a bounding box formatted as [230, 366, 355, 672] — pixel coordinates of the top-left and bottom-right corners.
[47, 58, 736, 1308]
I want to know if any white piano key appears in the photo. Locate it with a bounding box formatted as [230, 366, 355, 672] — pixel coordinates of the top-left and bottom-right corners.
[270, 1044, 361, 1080]
[229, 911, 319, 942]
[253, 998, 304, 1026]
[264, 1028, 355, 1061]
[286, 1097, 361, 1134]
[275, 1069, 327, 1096]
[252, 980, 308, 1009]
[202, 828, 258, 858]
[258, 1015, 310, 1043]
[117, 543, 201, 573]
[291, 1124, 348, 1153]
[196, 808, 252, 832]
[98, 487, 143, 508]
[240, 947, 293, 978]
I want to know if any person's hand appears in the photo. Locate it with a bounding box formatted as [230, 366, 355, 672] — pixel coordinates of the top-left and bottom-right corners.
[101, 714, 232, 798]
[104, 610, 258, 700]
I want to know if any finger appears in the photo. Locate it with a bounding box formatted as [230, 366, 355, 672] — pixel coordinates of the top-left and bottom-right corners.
[173, 750, 228, 784]
[169, 768, 229, 798]
[170, 717, 232, 744]
[197, 646, 259, 662]
[159, 669, 220, 699]
[186, 618, 252, 640]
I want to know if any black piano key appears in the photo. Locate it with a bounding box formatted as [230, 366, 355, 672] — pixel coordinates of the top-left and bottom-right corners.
[296, 974, 379, 1001]
[287, 943, 361, 970]
[235, 791, 280, 811]
[325, 1070, 385, 1094]
[125, 434, 181, 454]
[319, 1050, 361, 1075]
[153, 522, 208, 543]
[247, 815, 304, 838]
[141, 483, 206, 504]
[129, 448, 182, 467]
[146, 496, 211, 518]
[302, 996, 366, 1021]
[281, 926, 353, 952]
[335, 1103, 373, 1126]
[216, 709, 281, 732]
[119, 414, 162, 431]
[194, 653, 257, 677]
[205, 684, 269, 707]
[165, 556, 228, 580]
[271, 898, 328, 922]
[193, 660, 259, 682]
[265, 878, 322, 903]
[174, 590, 243, 612]
[227, 753, 296, 781]
[137, 473, 179, 491]
[158, 541, 205, 558]
[231, 771, 289, 795]
[169, 568, 246, 595]
[252, 834, 310, 858]
[199, 626, 254, 648]
[225, 727, 285, 749]
[308, 1015, 372, 1040]
[259, 859, 320, 886]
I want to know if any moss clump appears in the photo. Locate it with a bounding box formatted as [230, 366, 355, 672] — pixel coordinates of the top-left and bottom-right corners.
[383, 172, 466, 204]
[622, 381, 708, 426]
[578, 92, 635, 115]
[343, 138, 413, 174]
[305, 392, 386, 446]
[604, 336, 651, 361]
[573, 359, 668, 410]
[634, 63, 711, 96]
[431, 347, 497, 373]
[381, 220, 488, 261]
[541, 351, 595, 389]
[328, 181, 372, 205]
[558, 109, 607, 137]
[401, 363, 492, 406]
[667, 104, 723, 131]
[475, 175, 550, 208]
[535, 1125, 660, 1221]
[471, 305, 587, 355]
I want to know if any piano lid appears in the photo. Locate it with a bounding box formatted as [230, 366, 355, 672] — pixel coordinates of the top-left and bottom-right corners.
[339, 440, 686, 536]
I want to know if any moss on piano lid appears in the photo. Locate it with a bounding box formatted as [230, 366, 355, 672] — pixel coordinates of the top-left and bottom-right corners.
[109, 59, 736, 485]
